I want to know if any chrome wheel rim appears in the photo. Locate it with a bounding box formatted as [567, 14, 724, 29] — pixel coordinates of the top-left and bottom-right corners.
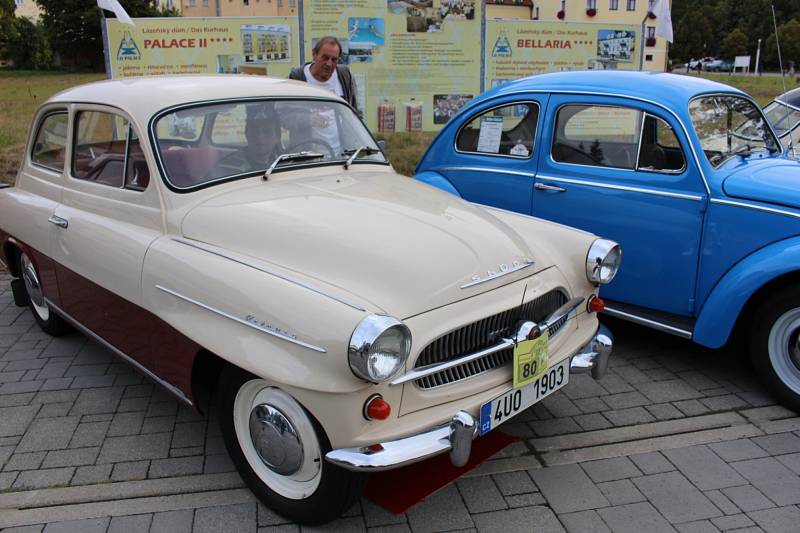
[20, 253, 49, 321]
[233, 380, 322, 499]
[768, 308, 800, 396]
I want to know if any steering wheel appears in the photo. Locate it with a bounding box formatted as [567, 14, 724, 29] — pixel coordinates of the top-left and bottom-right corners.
[285, 137, 335, 158]
[554, 143, 599, 165]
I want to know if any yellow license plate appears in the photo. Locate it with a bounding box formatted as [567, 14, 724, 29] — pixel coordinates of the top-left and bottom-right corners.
[513, 331, 549, 389]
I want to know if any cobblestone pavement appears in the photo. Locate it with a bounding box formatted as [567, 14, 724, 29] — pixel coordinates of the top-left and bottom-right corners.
[1, 271, 800, 532]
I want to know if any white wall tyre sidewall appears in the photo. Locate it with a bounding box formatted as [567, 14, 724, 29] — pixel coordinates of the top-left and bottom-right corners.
[767, 308, 800, 397]
[232, 380, 323, 500]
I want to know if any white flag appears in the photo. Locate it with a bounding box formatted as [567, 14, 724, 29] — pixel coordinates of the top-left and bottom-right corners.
[97, 0, 134, 26]
[654, 0, 673, 43]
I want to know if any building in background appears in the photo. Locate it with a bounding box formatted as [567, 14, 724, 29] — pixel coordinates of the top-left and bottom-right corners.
[486, 0, 669, 71]
[180, 0, 297, 18]
[13, 0, 42, 20]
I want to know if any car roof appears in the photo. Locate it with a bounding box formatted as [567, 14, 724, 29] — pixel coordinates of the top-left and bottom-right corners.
[776, 87, 800, 109]
[45, 75, 345, 119]
[478, 70, 748, 111]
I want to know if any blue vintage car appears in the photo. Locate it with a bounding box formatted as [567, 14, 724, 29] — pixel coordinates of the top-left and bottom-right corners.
[414, 71, 800, 408]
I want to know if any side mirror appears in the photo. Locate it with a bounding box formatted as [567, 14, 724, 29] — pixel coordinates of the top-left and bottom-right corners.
[377, 139, 388, 159]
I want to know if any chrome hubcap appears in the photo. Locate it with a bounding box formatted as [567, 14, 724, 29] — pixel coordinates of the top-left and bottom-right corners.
[20, 254, 49, 320]
[768, 308, 800, 395]
[248, 403, 304, 475]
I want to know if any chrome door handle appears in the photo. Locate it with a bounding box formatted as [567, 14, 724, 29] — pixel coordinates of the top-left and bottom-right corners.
[48, 215, 68, 229]
[535, 182, 566, 192]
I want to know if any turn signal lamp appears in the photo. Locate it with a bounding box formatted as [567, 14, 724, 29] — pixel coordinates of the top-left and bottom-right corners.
[588, 296, 605, 313]
[364, 395, 391, 420]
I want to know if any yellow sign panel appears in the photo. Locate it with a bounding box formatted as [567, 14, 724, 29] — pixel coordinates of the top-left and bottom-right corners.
[303, 0, 483, 132]
[106, 17, 300, 79]
[512, 331, 549, 389]
[485, 20, 641, 89]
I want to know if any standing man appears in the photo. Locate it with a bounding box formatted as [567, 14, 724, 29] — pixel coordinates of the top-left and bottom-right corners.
[289, 36, 362, 119]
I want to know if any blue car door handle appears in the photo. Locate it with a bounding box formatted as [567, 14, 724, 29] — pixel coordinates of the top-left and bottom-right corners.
[535, 183, 566, 193]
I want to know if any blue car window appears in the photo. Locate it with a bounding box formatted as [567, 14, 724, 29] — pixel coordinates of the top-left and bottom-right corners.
[455, 102, 538, 158]
[553, 104, 641, 169]
[637, 114, 686, 173]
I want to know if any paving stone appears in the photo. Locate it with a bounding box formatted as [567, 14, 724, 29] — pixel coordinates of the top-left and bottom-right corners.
[674, 521, 720, 533]
[170, 445, 204, 458]
[531, 417, 582, 436]
[63, 363, 108, 378]
[597, 479, 646, 505]
[204, 453, 236, 473]
[406, 484, 473, 533]
[504, 492, 546, 508]
[636, 380, 703, 403]
[107, 514, 152, 533]
[302, 516, 365, 532]
[82, 414, 113, 423]
[633, 471, 723, 523]
[630, 451, 675, 474]
[455, 476, 507, 513]
[530, 463, 609, 514]
[581, 457, 641, 483]
[674, 400, 713, 417]
[123, 383, 153, 398]
[259, 526, 300, 533]
[98, 432, 171, 463]
[69, 387, 124, 415]
[42, 518, 109, 533]
[747, 506, 800, 533]
[737, 391, 774, 407]
[360, 499, 406, 528]
[573, 397, 611, 414]
[16, 416, 80, 452]
[594, 375, 635, 394]
[603, 391, 651, 409]
[677, 372, 720, 391]
[36, 359, 72, 380]
[663, 445, 747, 490]
[13, 466, 74, 489]
[106, 411, 145, 437]
[558, 510, 611, 533]
[0, 525, 44, 533]
[613, 366, 652, 385]
[0, 405, 39, 437]
[647, 403, 685, 420]
[71, 343, 112, 365]
[42, 446, 99, 468]
[574, 413, 613, 431]
[111, 460, 150, 481]
[113, 373, 143, 387]
[37, 402, 73, 418]
[709, 440, 769, 462]
[0, 379, 43, 394]
[0, 392, 36, 407]
[32, 390, 79, 405]
[605, 407, 656, 426]
[69, 375, 116, 388]
[704, 489, 740, 515]
[721, 485, 775, 512]
[71, 463, 112, 485]
[0, 470, 18, 489]
[710, 513, 754, 530]
[777, 453, 800, 475]
[193, 503, 257, 533]
[542, 393, 583, 417]
[4, 451, 45, 471]
[597, 502, 678, 533]
[150, 509, 194, 533]
[730, 457, 800, 506]
[41, 336, 85, 358]
[148, 455, 204, 478]
[68, 421, 110, 448]
[492, 471, 536, 496]
[472, 505, 563, 533]
[146, 401, 178, 418]
[117, 396, 149, 412]
[563, 374, 609, 399]
[700, 395, 750, 412]
[39, 378, 74, 391]
[751, 434, 800, 455]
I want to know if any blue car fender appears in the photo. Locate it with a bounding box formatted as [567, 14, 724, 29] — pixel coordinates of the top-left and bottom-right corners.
[413, 171, 461, 197]
[693, 237, 800, 349]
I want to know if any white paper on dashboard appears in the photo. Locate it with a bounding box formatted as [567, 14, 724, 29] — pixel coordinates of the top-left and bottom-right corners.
[477, 116, 503, 153]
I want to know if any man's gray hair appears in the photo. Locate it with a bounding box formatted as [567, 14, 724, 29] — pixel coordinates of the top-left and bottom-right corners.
[312, 36, 343, 57]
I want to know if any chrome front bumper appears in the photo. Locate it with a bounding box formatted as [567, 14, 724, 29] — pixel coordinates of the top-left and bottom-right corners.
[325, 324, 613, 472]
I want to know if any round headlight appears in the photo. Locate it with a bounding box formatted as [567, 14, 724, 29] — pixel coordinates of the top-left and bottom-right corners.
[349, 315, 412, 383]
[586, 239, 622, 285]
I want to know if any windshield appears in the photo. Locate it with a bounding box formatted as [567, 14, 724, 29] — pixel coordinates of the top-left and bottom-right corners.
[154, 99, 385, 189]
[689, 95, 780, 167]
[763, 100, 800, 138]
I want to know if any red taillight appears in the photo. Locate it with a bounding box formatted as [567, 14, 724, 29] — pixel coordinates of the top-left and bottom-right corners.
[364, 395, 391, 420]
[366, 444, 384, 452]
[588, 296, 605, 313]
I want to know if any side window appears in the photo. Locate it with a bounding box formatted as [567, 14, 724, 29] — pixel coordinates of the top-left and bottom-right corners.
[125, 129, 150, 190]
[553, 105, 641, 169]
[637, 114, 686, 173]
[456, 103, 538, 157]
[31, 112, 68, 171]
[73, 111, 128, 187]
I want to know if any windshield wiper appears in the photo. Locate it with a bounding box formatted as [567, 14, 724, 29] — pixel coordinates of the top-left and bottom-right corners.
[342, 146, 382, 169]
[263, 151, 324, 180]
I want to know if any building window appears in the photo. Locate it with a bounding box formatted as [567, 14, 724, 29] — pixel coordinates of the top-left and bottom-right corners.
[203, 0, 208, 5]
[645, 54, 653, 61]
[609, 0, 618, 9]
[648, 0, 655, 10]
[14, 0, 24, 5]
[188, 0, 196, 6]
[243, 0, 249, 5]
[626, 0, 635, 10]
[646, 26, 655, 39]
[534, 6, 539, 18]
[586, 0, 597, 9]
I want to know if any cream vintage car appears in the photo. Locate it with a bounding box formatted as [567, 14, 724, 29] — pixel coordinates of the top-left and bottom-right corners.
[0, 76, 618, 524]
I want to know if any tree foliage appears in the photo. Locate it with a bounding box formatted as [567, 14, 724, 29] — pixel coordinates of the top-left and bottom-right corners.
[7, 16, 53, 69]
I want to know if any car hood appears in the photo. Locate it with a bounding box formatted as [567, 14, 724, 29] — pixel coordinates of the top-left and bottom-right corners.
[181, 171, 559, 318]
[722, 158, 800, 210]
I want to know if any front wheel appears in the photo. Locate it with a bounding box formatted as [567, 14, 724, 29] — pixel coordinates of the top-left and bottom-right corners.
[750, 287, 800, 410]
[217, 366, 366, 524]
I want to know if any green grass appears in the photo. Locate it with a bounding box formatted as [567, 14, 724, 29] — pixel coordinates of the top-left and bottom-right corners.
[0, 70, 796, 184]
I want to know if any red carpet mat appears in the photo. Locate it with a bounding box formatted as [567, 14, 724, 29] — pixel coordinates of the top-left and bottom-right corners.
[363, 431, 520, 514]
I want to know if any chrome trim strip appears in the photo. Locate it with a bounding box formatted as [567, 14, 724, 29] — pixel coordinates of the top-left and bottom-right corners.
[44, 298, 194, 407]
[486, 88, 712, 194]
[156, 285, 327, 353]
[535, 174, 705, 201]
[603, 305, 693, 339]
[710, 198, 800, 219]
[391, 338, 515, 385]
[439, 166, 536, 179]
[460, 260, 535, 289]
[172, 238, 367, 312]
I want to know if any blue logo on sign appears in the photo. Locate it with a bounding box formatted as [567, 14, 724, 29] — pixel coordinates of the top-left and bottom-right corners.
[492, 30, 512, 58]
[117, 31, 141, 61]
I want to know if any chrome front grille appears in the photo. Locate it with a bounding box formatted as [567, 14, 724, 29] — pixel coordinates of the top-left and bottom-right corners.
[413, 289, 569, 389]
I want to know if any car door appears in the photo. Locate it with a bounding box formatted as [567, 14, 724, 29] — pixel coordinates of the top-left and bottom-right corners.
[533, 95, 708, 317]
[50, 105, 162, 369]
[433, 96, 549, 214]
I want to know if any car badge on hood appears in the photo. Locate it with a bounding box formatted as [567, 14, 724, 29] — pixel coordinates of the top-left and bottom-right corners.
[461, 259, 535, 289]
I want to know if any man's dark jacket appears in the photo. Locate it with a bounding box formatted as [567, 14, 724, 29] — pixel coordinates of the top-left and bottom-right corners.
[289, 63, 362, 118]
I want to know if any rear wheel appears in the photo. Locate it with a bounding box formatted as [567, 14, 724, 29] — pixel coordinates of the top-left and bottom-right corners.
[18, 252, 69, 336]
[218, 366, 366, 524]
[750, 287, 800, 410]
